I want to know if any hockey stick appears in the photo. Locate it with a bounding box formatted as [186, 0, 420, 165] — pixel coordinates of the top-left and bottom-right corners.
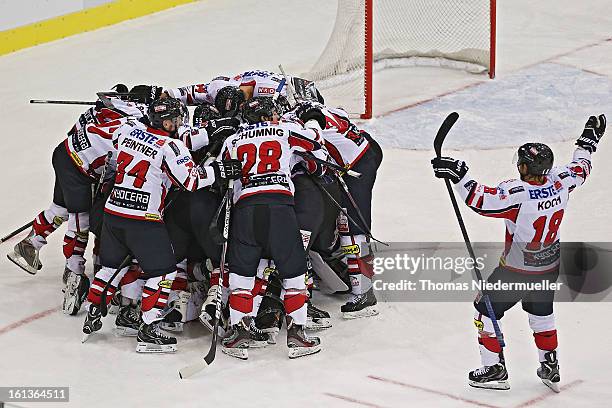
[93, 152, 113, 198]
[99, 254, 132, 317]
[30, 99, 96, 105]
[179, 146, 237, 379]
[0, 221, 33, 243]
[294, 151, 362, 179]
[433, 112, 505, 348]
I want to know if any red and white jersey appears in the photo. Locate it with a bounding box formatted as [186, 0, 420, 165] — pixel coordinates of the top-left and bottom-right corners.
[104, 120, 216, 222]
[65, 118, 126, 179]
[455, 148, 592, 274]
[285, 105, 370, 169]
[166, 70, 287, 106]
[69, 97, 145, 135]
[219, 118, 326, 205]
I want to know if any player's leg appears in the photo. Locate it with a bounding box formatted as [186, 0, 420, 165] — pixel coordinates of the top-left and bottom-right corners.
[114, 263, 145, 337]
[523, 270, 560, 391]
[8, 143, 69, 274]
[126, 220, 179, 354]
[82, 214, 130, 341]
[268, 204, 321, 359]
[223, 205, 262, 360]
[469, 267, 525, 390]
[340, 139, 382, 318]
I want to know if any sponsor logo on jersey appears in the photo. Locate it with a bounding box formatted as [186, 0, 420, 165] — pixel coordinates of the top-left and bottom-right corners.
[121, 138, 158, 159]
[129, 128, 161, 145]
[109, 187, 150, 211]
[70, 151, 84, 167]
[213, 76, 231, 82]
[257, 86, 275, 95]
[508, 186, 525, 195]
[558, 171, 570, 179]
[523, 240, 560, 267]
[158, 279, 172, 289]
[537, 196, 561, 211]
[145, 213, 161, 221]
[155, 139, 166, 147]
[168, 141, 181, 156]
[341, 244, 360, 255]
[242, 70, 270, 78]
[528, 185, 558, 200]
[71, 128, 92, 152]
[176, 156, 190, 165]
[244, 174, 290, 189]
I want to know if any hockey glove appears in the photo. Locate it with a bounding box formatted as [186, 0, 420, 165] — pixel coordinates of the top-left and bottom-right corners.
[128, 85, 163, 105]
[576, 114, 606, 153]
[204, 117, 241, 146]
[431, 157, 469, 184]
[211, 159, 243, 187]
[295, 102, 327, 129]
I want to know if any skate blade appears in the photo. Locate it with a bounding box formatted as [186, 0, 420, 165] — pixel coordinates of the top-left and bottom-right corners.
[306, 317, 332, 331]
[342, 306, 379, 320]
[6, 253, 39, 275]
[469, 380, 510, 390]
[541, 379, 560, 393]
[136, 342, 177, 353]
[199, 314, 215, 333]
[113, 327, 139, 337]
[221, 347, 248, 360]
[288, 345, 321, 359]
[261, 328, 279, 344]
[81, 332, 92, 343]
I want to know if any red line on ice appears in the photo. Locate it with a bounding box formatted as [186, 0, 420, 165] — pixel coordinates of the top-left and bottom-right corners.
[323, 392, 389, 408]
[367, 375, 501, 408]
[513, 379, 584, 408]
[0, 306, 60, 336]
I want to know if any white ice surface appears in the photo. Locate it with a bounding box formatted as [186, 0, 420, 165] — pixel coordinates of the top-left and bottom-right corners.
[1, 1, 612, 407]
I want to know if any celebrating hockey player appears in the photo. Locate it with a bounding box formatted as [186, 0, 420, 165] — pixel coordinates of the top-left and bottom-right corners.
[219, 96, 328, 360]
[81, 97, 242, 353]
[7, 92, 146, 316]
[431, 114, 606, 391]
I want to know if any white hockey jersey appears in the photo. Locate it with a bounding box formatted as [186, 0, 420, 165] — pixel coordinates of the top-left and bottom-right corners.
[65, 118, 125, 179]
[104, 120, 217, 222]
[166, 70, 288, 106]
[455, 148, 592, 274]
[219, 118, 326, 205]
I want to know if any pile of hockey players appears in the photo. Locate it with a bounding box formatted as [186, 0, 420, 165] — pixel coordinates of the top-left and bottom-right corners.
[7, 70, 383, 359]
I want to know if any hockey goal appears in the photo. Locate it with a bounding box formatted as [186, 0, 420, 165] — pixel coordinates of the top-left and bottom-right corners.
[304, 0, 496, 118]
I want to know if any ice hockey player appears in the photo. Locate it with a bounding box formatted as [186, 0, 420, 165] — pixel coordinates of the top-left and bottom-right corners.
[431, 114, 606, 391]
[219, 96, 327, 360]
[295, 102, 383, 318]
[7, 91, 145, 316]
[81, 97, 242, 353]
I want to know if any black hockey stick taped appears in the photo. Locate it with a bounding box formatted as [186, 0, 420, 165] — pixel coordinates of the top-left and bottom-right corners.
[99, 254, 132, 317]
[433, 112, 505, 348]
[30, 99, 97, 105]
[1, 221, 33, 244]
[179, 146, 237, 379]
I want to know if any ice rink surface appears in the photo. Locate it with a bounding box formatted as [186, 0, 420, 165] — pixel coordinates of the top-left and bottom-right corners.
[1, 0, 612, 407]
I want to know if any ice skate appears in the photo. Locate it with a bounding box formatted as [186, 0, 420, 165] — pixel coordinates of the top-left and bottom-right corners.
[306, 299, 332, 330]
[136, 322, 177, 353]
[62, 272, 90, 315]
[248, 320, 270, 348]
[286, 316, 321, 359]
[7, 233, 42, 275]
[537, 350, 560, 392]
[341, 287, 379, 319]
[114, 304, 141, 337]
[221, 316, 251, 360]
[82, 304, 102, 343]
[468, 362, 510, 390]
[255, 296, 283, 344]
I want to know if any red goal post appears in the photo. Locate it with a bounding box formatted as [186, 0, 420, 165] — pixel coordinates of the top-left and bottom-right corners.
[304, 0, 497, 118]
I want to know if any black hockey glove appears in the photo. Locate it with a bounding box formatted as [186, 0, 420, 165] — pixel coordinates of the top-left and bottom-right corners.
[204, 117, 241, 146]
[431, 156, 469, 184]
[576, 114, 606, 153]
[128, 85, 163, 105]
[211, 159, 243, 188]
[295, 102, 327, 129]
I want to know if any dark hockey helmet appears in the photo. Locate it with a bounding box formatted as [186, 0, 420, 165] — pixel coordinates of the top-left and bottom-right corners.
[515, 143, 554, 176]
[128, 85, 163, 105]
[241, 96, 278, 124]
[193, 102, 222, 127]
[147, 97, 184, 130]
[275, 94, 292, 115]
[215, 86, 245, 117]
